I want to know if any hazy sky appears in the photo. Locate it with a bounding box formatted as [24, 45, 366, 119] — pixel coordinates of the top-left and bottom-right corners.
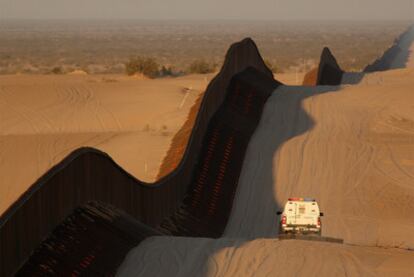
[0, 0, 414, 21]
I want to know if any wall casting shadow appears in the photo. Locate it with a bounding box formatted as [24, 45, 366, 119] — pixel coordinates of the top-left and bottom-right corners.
[0, 38, 279, 277]
[15, 68, 280, 276]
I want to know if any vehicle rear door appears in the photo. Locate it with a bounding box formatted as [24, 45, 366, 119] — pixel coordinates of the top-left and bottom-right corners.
[295, 202, 306, 225]
[299, 202, 316, 225]
[285, 202, 296, 225]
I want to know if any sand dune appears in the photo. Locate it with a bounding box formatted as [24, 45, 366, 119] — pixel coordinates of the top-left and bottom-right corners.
[0, 74, 208, 214]
[118, 68, 414, 276]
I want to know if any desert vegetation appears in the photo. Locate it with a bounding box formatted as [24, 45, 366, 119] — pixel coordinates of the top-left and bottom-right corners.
[125, 56, 160, 78]
[50, 66, 64, 75]
[125, 56, 181, 78]
[187, 59, 216, 74]
[0, 20, 410, 75]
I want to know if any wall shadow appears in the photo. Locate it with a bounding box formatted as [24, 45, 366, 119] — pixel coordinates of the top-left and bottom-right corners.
[340, 72, 366, 85]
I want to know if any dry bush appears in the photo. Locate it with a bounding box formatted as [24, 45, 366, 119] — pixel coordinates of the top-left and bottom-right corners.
[160, 66, 173, 77]
[125, 56, 159, 78]
[187, 59, 215, 74]
[51, 66, 64, 74]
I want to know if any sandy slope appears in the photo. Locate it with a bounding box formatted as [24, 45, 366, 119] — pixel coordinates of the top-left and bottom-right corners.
[0, 74, 210, 215]
[118, 69, 414, 276]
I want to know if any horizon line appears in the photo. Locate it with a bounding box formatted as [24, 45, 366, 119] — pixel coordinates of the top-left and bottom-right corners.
[1, 18, 413, 22]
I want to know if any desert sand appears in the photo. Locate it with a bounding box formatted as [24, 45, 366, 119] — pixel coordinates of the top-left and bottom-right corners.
[118, 237, 414, 277]
[0, 73, 212, 215]
[118, 68, 414, 276]
[274, 72, 306, 85]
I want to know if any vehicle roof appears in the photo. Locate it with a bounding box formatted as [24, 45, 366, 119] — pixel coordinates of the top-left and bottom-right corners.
[283, 199, 320, 212]
[287, 197, 316, 202]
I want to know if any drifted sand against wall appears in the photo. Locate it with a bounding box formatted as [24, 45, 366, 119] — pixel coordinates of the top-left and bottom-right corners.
[157, 94, 203, 180]
[302, 67, 319, 86]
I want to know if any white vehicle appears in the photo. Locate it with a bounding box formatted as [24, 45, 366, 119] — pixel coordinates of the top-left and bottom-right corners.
[277, 198, 324, 235]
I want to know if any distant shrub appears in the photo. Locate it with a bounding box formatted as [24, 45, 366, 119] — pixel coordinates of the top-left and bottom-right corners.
[125, 57, 159, 78]
[160, 65, 173, 77]
[187, 59, 215, 74]
[51, 66, 63, 74]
